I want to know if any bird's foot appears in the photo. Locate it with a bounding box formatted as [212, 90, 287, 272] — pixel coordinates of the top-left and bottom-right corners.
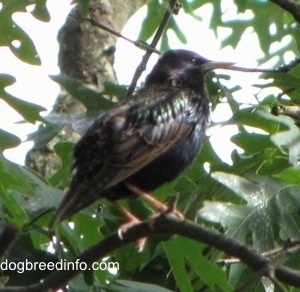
[117, 216, 147, 252]
[115, 202, 147, 251]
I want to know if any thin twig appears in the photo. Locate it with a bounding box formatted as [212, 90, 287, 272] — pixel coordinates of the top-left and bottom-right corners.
[229, 58, 300, 73]
[69, 6, 161, 55]
[125, 0, 182, 98]
[79, 16, 161, 55]
[217, 239, 300, 265]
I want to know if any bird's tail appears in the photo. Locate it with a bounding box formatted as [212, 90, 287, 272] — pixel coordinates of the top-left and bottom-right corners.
[49, 181, 98, 229]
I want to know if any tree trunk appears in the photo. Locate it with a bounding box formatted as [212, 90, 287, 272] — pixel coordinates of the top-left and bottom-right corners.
[26, 0, 148, 178]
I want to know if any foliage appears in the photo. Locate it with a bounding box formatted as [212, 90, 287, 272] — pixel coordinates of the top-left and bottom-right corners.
[1, 0, 300, 291]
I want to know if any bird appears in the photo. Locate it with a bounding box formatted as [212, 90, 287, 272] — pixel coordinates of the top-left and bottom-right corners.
[50, 49, 233, 229]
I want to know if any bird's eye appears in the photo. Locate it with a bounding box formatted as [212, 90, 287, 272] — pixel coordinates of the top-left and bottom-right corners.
[191, 58, 199, 66]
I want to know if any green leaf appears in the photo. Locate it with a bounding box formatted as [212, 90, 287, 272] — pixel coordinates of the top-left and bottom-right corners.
[221, 21, 249, 49]
[50, 74, 114, 113]
[31, 0, 50, 22]
[182, 0, 205, 17]
[276, 167, 300, 184]
[103, 81, 127, 99]
[262, 69, 300, 93]
[210, 0, 296, 64]
[76, 0, 91, 16]
[111, 280, 174, 292]
[0, 74, 16, 87]
[0, 74, 46, 123]
[201, 173, 300, 250]
[1, 92, 46, 123]
[27, 123, 63, 149]
[164, 237, 232, 292]
[168, 18, 187, 44]
[0, 4, 40, 64]
[0, 176, 29, 227]
[231, 131, 274, 153]
[231, 107, 289, 135]
[49, 142, 74, 188]
[54, 212, 105, 257]
[0, 129, 21, 151]
[270, 120, 300, 148]
[0, 155, 63, 227]
[138, 0, 164, 41]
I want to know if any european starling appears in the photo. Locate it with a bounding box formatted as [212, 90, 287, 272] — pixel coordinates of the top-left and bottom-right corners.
[50, 49, 233, 227]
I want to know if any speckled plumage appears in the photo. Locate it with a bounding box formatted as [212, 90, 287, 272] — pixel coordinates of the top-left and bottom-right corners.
[50, 49, 233, 226]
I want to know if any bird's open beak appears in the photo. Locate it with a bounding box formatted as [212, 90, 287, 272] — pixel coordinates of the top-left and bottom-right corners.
[202, 60, 235, 72]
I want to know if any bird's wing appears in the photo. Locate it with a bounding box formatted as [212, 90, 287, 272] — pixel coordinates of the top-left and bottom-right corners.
[50, 89, 196, 226]
[98, 90, 194, 189]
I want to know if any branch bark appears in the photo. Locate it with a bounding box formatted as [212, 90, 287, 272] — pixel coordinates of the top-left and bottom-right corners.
[2, 213, 300, 291]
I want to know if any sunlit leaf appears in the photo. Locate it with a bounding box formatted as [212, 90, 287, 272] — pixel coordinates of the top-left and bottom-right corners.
[50, 74, 114, 113]
[201, 172, 300, 250]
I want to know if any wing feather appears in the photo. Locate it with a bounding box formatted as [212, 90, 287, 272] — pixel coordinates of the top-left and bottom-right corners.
[81, 89, 191, 186]
[51, 88, 195, 225]
[98, 89, 193, 188]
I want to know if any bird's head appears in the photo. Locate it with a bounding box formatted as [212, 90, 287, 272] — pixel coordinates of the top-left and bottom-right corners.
[145, 49, 234, 90]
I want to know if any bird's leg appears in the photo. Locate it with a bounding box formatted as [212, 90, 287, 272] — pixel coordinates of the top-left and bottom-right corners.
[126, 183, 184, 219]
[114, 201, 147, 251]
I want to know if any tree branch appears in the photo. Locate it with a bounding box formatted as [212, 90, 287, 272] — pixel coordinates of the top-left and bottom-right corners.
[2, 213, 300, 291]
[230, 58, 300, 73]
[125, 0, 182, 98]
[0, 223, 19, 258]
[78, 14, 161, 55]
[269, 0, 300, 23]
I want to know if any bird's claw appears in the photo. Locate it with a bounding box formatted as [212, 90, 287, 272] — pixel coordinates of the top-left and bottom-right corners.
[117, 217, 147, 251]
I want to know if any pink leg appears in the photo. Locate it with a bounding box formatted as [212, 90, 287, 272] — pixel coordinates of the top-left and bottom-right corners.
[115, 201, 147, 251]
[126, 183, 184, 219]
